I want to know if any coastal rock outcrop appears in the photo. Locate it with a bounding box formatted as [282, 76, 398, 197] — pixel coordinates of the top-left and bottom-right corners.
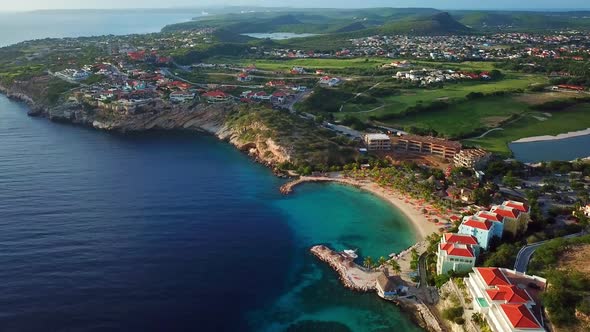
[1, 82, 293, 169]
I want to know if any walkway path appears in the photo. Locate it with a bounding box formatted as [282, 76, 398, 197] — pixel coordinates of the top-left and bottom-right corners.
[472, 127, 504, 139]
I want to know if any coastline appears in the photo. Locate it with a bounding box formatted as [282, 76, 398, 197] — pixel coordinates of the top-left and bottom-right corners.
[511, 127, 590, 143]
[281, 175, 439, 241]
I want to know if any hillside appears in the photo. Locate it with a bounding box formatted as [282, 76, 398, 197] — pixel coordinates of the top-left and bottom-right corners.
[377, 12, 470, 35]
[453, 10, 590, 30]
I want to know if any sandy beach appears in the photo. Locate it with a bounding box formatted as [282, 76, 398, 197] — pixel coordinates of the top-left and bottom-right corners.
[512, 127, 590, 143]
[281, 175, 441, 241]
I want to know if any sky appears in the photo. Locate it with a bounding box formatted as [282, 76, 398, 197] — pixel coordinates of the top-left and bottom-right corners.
[1, 0, 589, 11]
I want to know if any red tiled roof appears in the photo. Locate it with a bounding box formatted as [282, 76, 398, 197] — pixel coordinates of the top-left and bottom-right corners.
[476, 267, 511, 286]
[440, 243, 474, 258]
[494, 207, 520, 219]
[504, 201, 529, 212]
[202, 90, 228, 98]
[486, 285, 531, 303]
[477, 211, 503, 222]
[463, 217, 493, 231]
[444, 233, 478, 245]
[500, 304, 541, 329]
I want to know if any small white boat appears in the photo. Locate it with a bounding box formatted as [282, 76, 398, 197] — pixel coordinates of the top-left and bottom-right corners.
[343, 249, 358, 259]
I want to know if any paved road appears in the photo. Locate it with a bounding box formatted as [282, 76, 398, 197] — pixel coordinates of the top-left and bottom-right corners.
[514, 231, 586, 273]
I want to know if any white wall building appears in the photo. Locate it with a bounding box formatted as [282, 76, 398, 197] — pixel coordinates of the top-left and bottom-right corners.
[466, 267, 546, 332]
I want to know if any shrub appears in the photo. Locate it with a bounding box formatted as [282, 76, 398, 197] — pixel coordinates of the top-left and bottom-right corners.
[442, 306, 464, 322]
[453, 317, 465, 325]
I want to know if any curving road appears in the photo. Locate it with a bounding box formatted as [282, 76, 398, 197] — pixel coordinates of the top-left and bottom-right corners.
[514, 231, 586, 273]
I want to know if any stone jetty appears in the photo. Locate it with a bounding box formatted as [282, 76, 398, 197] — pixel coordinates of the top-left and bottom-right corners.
[310, 245, 379, 292]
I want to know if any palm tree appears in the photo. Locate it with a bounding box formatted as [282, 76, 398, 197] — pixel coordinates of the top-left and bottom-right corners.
[388, 259, 401, 274]
[363, 256, 374, 270]
[378, 256, 387, 268]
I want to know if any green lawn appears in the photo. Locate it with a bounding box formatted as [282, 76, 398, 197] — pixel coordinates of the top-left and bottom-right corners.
[463, 104, 590, 155]
[227, 57, 392, 70]
[376, 96, 528, 139]
[336, 74, 548, 121]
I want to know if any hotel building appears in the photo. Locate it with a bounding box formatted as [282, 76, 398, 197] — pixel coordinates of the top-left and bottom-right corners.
[466, 267, 546, 332]
[392, 135, 461, 159]
[364, 133, 392, 151]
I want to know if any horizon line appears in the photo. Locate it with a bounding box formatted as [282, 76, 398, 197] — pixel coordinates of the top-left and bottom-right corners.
[1, 6, 590, 13]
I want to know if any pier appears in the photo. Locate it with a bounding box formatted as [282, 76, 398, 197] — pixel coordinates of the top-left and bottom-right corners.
[310, 245, 379, 292]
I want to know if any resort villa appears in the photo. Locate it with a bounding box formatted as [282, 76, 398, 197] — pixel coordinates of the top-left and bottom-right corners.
[436, 233, 480, 275]
[364, 133, 392, 151]
[466, 267, 547, 332]
[458, 215, 501, 251]
[392, 135, 461, 160]
[437, 201, 531, 276]
[490, 201, 531, 237]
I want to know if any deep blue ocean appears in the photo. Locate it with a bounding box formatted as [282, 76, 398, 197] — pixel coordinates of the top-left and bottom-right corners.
[0, 12, 423, 331]
[0, 97, 420, 331]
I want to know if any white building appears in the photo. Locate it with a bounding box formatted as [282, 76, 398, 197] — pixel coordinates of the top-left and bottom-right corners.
[466, 267, 546, 332]
[454, 148, 492, 170]
[364, 133, 391, 151]
[170, 91, 196, 103]
[436, 233, 479, 275]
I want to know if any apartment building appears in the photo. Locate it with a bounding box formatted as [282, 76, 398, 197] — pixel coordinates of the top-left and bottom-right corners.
[392, 135, 461, 159]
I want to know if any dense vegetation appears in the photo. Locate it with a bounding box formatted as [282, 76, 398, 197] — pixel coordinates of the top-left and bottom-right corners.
[227, 106, 359, 169]
[528, 235, 590, 327]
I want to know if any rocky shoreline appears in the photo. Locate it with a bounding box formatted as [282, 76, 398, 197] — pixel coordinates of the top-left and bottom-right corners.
[0, 86, 292, 176]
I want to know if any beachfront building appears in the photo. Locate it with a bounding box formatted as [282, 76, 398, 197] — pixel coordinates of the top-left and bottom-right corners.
[490, 201, 531, 237]
[364, 133, 391, 151]
[392, 135, 461, 160]
[454, 148, 492, 170]
[466, 267, 546, 332]
[376, 272, 407, 299]
[436, 233, 479, 275]
[458, 215, 502, 251]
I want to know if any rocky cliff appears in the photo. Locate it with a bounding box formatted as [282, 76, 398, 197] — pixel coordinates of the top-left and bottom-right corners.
[1, 82, 293, 171]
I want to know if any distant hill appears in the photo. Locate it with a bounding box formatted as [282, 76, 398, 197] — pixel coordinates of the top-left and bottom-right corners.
[377, 12, 470, 35]
[333, 22, 367, 33]
[453, 10, 590, 30]
[161, 7, 590, 37]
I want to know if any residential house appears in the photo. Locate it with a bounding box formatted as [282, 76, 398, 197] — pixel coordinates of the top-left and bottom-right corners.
[202, 90, 231, 103]
[237, 72, 252, 82]
[466, 267, 546, 332]
[170, 91, 196, 103]
[319, 76, 332, 85]
[436, 233, 479, 275]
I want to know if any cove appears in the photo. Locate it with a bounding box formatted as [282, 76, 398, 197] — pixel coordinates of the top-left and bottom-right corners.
[0, 94, 421, 331]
